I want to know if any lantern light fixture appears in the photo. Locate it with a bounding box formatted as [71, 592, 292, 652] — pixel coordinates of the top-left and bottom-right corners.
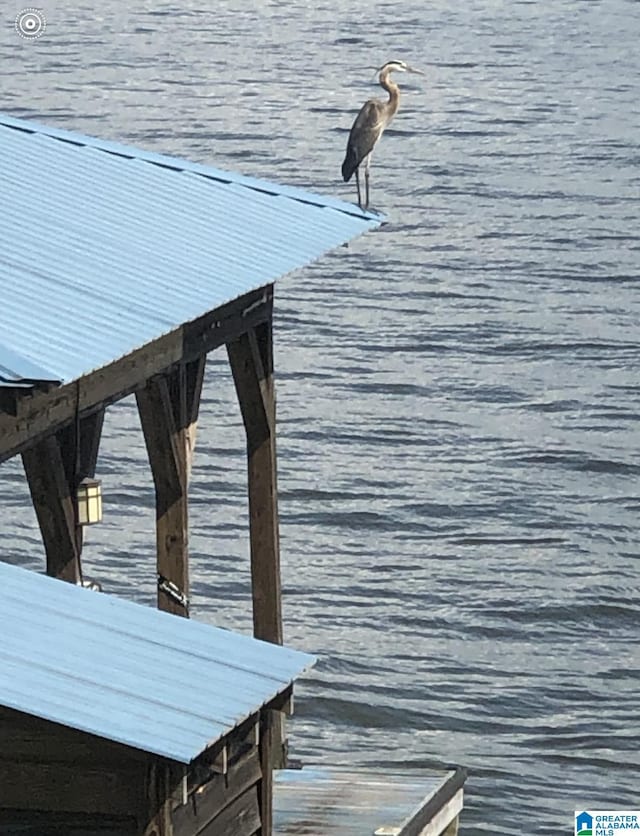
[76, 478, 103, 525]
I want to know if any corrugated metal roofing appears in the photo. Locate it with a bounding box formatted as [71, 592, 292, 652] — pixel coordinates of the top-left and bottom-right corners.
[0, 113, 382, 387]
[0, 559, 315, 763]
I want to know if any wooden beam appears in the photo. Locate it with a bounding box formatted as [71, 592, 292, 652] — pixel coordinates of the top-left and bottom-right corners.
[197, 785, 261, 836]
[5, 330, 181, 466]
[182, 285, 272, 362]
[442, 812, 461, 836]
[136, 359, 204, 617]
[266, 685, 293, 716]
[226, 319, 282, 645]
[137, 373, 189, 617]
[79, 409, 105, 477]
[401, 772, 465, 836]
[0, 285, 273, 464]
[21, 409, 105, 582]
[21, 434, 80, 583]
[178, 355, 205, 480]
[143, 760, 173, 836]
[172, 747, 261, 836]
[58, 408, 106, 556]
[0, 382, 55, 417]
[190, 713, 260, 792]
[228, 319, 287, 769]
[413, 789, 462, 836]
[258, 709, 278, 836]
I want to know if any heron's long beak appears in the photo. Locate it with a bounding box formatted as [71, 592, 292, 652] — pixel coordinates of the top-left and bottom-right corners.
[406, 65, 425, 75]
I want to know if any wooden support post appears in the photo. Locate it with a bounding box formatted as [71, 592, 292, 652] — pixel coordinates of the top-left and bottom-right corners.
[143, 760, 173, 836]
[22, 436, 80, 583]
[136, 358, 204, 617]
[184, 355, 206, 481]
[21, 409, 105, 583]
[228, 318, 286, 769]
[258, 709, 275, 836]
[226, 320, 282, 645]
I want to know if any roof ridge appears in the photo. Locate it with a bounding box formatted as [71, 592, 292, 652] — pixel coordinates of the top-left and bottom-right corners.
[0, 113, 382, 221]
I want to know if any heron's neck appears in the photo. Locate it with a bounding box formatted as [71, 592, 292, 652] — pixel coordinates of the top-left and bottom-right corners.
[379, 73, 400, 117]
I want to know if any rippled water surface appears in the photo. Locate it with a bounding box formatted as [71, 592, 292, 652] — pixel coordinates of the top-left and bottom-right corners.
[3, 0, 640, 832]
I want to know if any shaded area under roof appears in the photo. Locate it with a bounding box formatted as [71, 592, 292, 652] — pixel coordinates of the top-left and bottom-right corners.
[0, 560, 315, 764]
[0, 113, 382, 387]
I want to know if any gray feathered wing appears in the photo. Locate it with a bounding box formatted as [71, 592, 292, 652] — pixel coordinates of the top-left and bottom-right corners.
[342, 100, 386, 182]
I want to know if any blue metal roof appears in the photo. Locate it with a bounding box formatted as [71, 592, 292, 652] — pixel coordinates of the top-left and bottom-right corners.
[0, 113, 382, 387]
[0, 560, 315, 763]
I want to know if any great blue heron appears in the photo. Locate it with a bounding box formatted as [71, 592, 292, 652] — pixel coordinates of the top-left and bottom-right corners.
[341, 59, 423, 210]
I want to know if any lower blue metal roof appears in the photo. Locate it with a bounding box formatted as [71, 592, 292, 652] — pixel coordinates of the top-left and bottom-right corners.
[0, 560, 315, 763]
[0, 113, 382, 387]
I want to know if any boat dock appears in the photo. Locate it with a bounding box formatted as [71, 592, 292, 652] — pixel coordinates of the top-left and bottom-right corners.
[0, 113, 467, 835]
[274, 766, 465, 835]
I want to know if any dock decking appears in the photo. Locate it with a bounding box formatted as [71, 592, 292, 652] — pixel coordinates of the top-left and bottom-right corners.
[274, 765, 465, 835]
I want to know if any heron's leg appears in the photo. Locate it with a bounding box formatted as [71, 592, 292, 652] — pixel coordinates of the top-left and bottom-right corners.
[355, 168, 362, 209]
[364, 154, 372, 209]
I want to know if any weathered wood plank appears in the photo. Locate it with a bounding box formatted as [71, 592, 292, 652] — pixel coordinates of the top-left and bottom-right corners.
[399, 774, 464, 836]
[186, 713, 260, 793]
[136, 373, 189, 617]
[57, 409, 105, 486]
[227, 318, 285, 768]
[184, 355, 206, 480]
[227, 317, 285, 769]
[0, 705, 147, 766]
[226, 321, 282, 645]
[439, 808, 460, 836]
[137, 376, 184, 498]
[182, 285, 272, 364]
[23, 409, 105, 581]
[197, 785, 261, 836]
[389, 789, 462, 836]
[0, 760, 144, 816]
[21, 434, 80, 582]
[143, 760, 174, 836]
[273, 767, 466, 836]
[172, 747, 261, 836]
[0, 285, 272, 465]
[259, 709, 277, 836]
[2, 330, 182, 465]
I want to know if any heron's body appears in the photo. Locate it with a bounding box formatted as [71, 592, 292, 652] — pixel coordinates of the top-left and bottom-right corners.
[341, 89, 399, 183]
[342, 60, 421, 210]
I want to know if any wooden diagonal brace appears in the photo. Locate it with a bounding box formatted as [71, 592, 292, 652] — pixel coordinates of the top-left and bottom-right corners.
[22, 435, 80, 583]
[21, 409, 104, 583]
[136, 360, 204, 617]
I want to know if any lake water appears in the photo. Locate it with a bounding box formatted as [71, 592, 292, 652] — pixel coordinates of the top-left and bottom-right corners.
[2, 0, 639, 832]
